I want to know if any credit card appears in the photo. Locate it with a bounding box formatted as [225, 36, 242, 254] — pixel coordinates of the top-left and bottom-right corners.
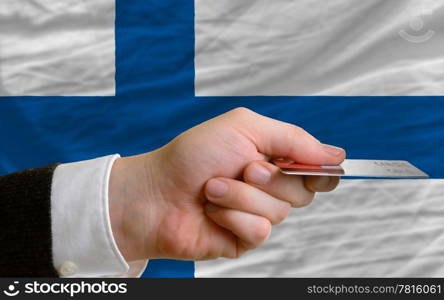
[273, 159, 429, 178]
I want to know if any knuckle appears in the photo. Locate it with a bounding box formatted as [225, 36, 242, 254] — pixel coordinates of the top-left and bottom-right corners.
[229, 107, 254, 118]
[288, 124, 305, 136]
[292, 192, 316, 208]
[252, 218, 272, 245]
[272, 203, 291, 225]
[284, 125, 304, 155]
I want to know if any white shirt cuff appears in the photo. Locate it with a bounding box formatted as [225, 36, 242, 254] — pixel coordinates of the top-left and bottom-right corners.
[51, 154, 148, 277]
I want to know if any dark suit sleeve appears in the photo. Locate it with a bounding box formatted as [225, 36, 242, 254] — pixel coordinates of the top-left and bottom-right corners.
[0, 164, 59, 277]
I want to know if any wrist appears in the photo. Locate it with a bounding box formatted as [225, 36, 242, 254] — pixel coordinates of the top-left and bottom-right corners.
[108, 153, 162, 262]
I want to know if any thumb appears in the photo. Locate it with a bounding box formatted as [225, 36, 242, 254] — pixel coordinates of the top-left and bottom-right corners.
[235, 109, 346, 165]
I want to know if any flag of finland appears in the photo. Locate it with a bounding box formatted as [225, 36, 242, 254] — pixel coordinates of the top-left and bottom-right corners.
[1, 0, 444, 277]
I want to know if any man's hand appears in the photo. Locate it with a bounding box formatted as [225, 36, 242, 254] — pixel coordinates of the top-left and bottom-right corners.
[108, 108, 345, 262]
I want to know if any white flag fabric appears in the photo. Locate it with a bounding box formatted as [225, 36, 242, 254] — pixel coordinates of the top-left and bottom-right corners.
[0, 0, 115, 96]
[195, 0, 444, 96]
[196, 180, 444, 277]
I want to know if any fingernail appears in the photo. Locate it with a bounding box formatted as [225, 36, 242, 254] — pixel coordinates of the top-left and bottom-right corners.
[248, 164, 271, 185]
[206, 179, 228, 198]
[322, 144, 345, 157]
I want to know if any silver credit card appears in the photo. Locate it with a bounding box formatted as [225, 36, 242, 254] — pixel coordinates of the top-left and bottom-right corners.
[274, 159, 429, 178]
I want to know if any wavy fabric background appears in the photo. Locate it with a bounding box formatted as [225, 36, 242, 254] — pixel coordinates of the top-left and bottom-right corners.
[0, 0, 115, 96]
[195, 0, 444, 96]
[0, 0, 443, 277]
[196, 180, 444, 277]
